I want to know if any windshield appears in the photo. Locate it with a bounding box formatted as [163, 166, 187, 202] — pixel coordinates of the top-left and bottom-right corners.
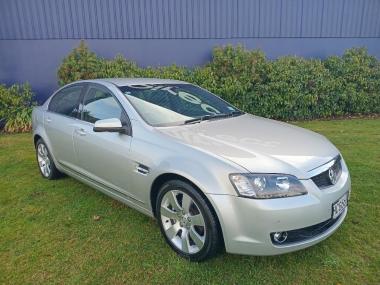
[118, 84, 242, 126]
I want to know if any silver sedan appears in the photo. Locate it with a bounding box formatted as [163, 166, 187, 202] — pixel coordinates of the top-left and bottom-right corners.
[32, 78, 351, 261]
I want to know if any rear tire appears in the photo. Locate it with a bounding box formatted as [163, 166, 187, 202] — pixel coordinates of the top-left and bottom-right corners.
[35, 138, 62, 180]
[156, 179, 222, 262]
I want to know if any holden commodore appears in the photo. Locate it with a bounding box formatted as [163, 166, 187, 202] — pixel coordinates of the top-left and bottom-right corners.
[32, 78, 350, 261]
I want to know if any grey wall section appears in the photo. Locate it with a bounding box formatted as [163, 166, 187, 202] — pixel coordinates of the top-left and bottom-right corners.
[0, 0, 379, 102]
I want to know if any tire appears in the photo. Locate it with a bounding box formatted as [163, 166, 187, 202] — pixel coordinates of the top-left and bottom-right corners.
[156, 179, 222, 262]
[35, 138, 62, 180]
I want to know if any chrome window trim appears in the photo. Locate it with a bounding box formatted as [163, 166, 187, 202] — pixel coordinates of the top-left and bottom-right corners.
[79, 82, 133, 136]
[47, 83, 86, 118]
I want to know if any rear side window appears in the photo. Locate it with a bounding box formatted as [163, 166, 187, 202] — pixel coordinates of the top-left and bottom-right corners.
[48, 85, 83, 117]
[81, 87, 123, 124]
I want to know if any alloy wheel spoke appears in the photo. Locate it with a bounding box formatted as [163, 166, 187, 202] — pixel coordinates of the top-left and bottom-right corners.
[181, 193, 192, 213]
[42, 146, 48, 157]
[46, 163, 51, 175]
[165, 225, 178, 240]
[190, 213, 205, 227]
[42, 165, 48, 176]
[160, 205, 178, 220]
[189, 227, 205, 249]
[181, 230, 190, 253]
[167, 191, 182, 212]
[38, 145, 44, 157]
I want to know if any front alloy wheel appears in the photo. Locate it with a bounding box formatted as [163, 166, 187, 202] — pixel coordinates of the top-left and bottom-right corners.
[156, 180, 221, 261]
[160, 190, 206, 254]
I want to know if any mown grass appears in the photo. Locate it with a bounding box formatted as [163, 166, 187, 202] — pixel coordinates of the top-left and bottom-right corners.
[0, 118, 379, 284]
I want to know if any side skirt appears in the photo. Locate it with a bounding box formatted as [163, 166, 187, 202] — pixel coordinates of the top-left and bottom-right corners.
[59, 163, 154, 218]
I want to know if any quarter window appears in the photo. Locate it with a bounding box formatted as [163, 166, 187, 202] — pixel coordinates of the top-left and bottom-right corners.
[82, 87, 123, 124]
[48, 85, 82, 117]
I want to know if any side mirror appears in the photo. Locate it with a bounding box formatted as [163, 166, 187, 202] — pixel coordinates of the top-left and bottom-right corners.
[93, 118, 130, 135]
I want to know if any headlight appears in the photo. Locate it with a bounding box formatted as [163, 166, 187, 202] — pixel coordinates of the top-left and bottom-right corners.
[229, 173, 307, 199]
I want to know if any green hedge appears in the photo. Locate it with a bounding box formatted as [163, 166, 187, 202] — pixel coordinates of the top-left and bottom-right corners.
[0, 83, 35, 133]
[58, 41, 380, 120]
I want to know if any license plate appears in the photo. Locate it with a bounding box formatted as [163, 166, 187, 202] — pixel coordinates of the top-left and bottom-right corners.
[332, 193, 348, 219]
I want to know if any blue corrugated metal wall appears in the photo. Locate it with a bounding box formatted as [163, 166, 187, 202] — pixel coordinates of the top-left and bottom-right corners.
[1, 0, 380, 39]
[0, 0, 379, 101]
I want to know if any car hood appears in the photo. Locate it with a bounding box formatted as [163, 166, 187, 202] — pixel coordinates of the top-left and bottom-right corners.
[158, 114, 339, 178]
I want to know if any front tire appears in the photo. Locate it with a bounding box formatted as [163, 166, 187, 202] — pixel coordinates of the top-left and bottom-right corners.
[35, 138, 62, 179]
[156, 180, 222, 261]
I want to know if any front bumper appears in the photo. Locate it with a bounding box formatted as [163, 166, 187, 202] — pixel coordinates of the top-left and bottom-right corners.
[207, 164, 351, 256]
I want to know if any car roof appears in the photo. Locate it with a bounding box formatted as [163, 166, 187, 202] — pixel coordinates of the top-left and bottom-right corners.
[84, 78, 188, 87]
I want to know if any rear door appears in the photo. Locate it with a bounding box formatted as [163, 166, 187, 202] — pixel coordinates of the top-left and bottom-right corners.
[44, 84, 85, 168]
[72, 83, 136, 197]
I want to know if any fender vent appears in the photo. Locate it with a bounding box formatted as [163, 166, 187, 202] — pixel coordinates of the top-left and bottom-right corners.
[135, 163, 149, 175]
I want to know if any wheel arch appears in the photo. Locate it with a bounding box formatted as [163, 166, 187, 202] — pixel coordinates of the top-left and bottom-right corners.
[33, 134, 42, 147]
[150, 172, 225, 246]
[33, 132, 60, 172]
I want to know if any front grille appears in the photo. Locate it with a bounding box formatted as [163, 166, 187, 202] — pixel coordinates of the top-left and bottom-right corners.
[270, 213, 342, 245]
[311, 156, 342, 189]
[311, 170, 333, 188]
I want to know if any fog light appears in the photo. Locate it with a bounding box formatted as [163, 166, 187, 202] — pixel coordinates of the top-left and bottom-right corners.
[273, 231, 288, 244]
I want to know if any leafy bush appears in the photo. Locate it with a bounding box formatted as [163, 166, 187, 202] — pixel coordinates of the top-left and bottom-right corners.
[249, 57, 336, 120]
[206, 46, 267, 106]
[58, 41, 103, 86]
[324, 48, 380, 115]
[0, 83, 36, 133]
[98, 54, 141, 79]
[57, 43, 380, 120]
[140, 65, 191, 81]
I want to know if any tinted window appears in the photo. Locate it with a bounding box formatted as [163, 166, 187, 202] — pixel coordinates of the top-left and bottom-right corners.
[82, 87, 123, 124]
[48, 85, 82, 117]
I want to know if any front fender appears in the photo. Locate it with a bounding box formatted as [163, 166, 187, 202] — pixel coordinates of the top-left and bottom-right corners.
[152, 154, 240, 196]
[127, 137, 245, 214]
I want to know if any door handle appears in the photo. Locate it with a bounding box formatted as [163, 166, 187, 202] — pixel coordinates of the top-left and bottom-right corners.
[45, 117, 52, 123]
[75, 128, 86, 136]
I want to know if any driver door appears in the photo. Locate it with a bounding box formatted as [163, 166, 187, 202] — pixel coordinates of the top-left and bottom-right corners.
[73, 84, 135, 198]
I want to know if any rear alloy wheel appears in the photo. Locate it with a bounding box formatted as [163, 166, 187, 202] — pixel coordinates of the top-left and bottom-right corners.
[156, 180, 221, 261]
[35, 139, 61, 179]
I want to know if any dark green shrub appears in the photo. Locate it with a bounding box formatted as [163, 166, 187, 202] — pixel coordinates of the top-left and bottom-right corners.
[139, 65, 191, 81]
[58, 41, 102, 86]
[190, 66, 218, 93]
[206, 45, 267, 109]
[57, 43, 380, 120]
[249, 56, 334, 120]
[324, 48, 380, 115]
[0, 83, 36, 133]
[99, 54, 141, 78]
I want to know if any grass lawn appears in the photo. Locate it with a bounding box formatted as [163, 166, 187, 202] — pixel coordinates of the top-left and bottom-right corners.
[0, 118, 379, 284]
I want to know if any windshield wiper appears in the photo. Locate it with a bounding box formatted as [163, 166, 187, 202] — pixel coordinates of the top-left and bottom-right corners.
[184, 111, 243, 124]
[216, 110, 243, 118]
[184, 115, 213, 124]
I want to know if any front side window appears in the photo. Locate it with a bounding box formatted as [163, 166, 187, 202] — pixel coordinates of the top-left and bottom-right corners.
[82, 87, 124, 124]
[48, 85, 82, 117]
[118, 84, 240, 126]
